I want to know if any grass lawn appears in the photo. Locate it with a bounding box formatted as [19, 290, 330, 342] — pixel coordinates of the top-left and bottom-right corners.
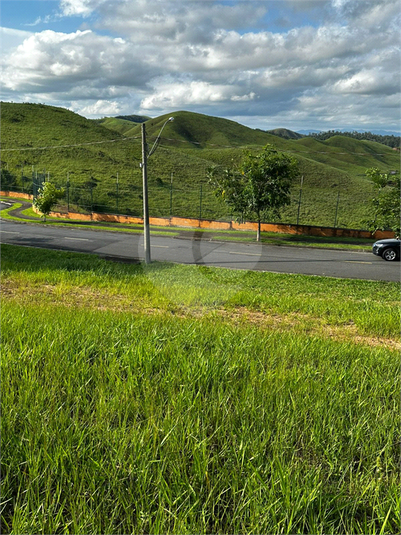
[1, 244, 399, 534]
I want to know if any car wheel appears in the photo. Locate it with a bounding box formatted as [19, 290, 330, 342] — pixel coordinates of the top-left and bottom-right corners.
[382, 248, 398, 261]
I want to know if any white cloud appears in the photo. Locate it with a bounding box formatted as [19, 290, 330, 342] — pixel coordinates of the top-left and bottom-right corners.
[0, 27, 33, 54]
[60, 0, 105, 17]
[332, 70, 399, 96]
[1, 29, 153, 94]
[0, 0, 399, 129]
[71, 99, 121, 115]
[140, 81, 240, 109]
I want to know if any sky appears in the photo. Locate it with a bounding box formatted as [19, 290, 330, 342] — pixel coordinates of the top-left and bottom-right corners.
[1, 0, 400, 133]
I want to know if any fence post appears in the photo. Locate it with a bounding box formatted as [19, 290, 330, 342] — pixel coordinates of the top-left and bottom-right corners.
[199, 184, 203, 223]
[116, 173, 119, 214]
[296, 175, 303, 226]
[334, 192, 340, 227]
[170, 172, 173, 219]
[296, 188, 302, 225]
[67, 173, 70, 212]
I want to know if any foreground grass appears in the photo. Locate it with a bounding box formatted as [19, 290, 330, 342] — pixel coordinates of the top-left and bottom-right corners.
[1, 245, 400, 534]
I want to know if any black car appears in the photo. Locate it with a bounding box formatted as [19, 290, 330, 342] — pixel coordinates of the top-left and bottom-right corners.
[372, 238, 400, 261]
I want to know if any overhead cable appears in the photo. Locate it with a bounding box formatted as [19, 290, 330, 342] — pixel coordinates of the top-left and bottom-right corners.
[1, 133, 398, 157]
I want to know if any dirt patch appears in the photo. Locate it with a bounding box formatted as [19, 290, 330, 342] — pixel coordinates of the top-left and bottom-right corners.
[2, 279, 399, 350]
[206, 307, 400, 350]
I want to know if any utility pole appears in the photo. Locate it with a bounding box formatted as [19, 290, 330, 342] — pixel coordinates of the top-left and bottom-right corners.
[141, 123, 151, 264]
[140, 117, 174, 264]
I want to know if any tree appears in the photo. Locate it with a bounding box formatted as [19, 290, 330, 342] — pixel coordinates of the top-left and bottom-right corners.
[365, 167, 400, 235]
[33, 182, 64, 221]
[209, 144, 299, 241]
[0, 169, 16, 189]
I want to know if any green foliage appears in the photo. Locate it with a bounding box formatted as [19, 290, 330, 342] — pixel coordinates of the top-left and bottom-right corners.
[366, 167, 391, 188]
[210, 145, 299, 239]
[0, 168, 16, 189]
[365, 168, 400, 234]
[1, 102, 400, 228]
[33, 182, 64, 220]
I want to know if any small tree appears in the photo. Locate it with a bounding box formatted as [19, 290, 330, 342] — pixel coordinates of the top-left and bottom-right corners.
[209, 144, 299, 241]
[33, 182, 64, 221]
[365, 167, 400, 235]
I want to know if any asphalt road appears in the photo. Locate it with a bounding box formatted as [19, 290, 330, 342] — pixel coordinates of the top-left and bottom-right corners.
[1, 217, 399, 282]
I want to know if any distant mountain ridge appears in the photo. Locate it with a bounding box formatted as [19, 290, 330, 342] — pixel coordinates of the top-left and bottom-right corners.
[298, 129, 401, 137]
[308, 130, 400, 149]
[95, 113, 400, 148]
[265, 128, 304, 140]
[115, 114, 150, 123]
[251, 127, 400, 149]
[292, 129, 400, 149]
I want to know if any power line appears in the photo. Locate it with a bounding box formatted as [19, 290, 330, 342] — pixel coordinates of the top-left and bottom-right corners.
[0, 135, 141, 152]
[157, 136, 397, 156]
[1, 133, 398, 157]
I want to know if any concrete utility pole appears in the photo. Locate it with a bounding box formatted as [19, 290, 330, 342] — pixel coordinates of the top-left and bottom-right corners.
[140, 117, 174, 264]
[141, 123, 151, 264]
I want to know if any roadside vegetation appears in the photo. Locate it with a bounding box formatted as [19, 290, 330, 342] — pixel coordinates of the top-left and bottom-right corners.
[0, 197, 375, 251]
[2, 103, 400, 228]
[1, 244, 399, 534]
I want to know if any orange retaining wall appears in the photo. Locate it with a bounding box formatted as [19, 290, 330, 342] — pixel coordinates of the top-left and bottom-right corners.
[1, 190, 394, 239]
[1, 191, 33, 200]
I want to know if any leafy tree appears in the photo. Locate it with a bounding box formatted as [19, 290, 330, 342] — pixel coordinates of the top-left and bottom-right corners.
[365, 167, 400, 235]
[209, 144, 299, 241]
[33, 182, 64, 221]
[0, 169, 16, 189]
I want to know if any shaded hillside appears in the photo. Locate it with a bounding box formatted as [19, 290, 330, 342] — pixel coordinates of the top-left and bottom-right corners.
[95, 115, 150, 134]
[115, 114, 150, 123]
[1, 102, 399, 228]
[266, 128, 304, 140]
[93, 117, 139, 135]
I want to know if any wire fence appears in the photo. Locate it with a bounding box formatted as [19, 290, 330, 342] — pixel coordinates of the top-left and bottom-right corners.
[1, 167, 364, 229]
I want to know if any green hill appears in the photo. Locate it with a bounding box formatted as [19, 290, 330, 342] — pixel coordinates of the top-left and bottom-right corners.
[266, 128, 304, 140]
[94, 117, 140, 135]
[1, 102, 399, 228]
[95, 114, 151, 135]
[115, 114, 150, 123]
[127, 111, 280, 148]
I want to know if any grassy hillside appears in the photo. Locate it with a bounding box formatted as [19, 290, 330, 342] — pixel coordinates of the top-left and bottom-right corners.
[1, 102, 399, 228]
[266, 128, 304, 140]
[94, 117, 140, 135]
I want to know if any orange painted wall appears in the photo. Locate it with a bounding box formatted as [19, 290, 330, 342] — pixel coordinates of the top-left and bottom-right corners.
[1, 190, 394, 239]
[1, 191, 33, 200]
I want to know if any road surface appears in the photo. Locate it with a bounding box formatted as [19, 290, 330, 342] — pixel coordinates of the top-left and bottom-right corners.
[1, 218, 399, 282]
